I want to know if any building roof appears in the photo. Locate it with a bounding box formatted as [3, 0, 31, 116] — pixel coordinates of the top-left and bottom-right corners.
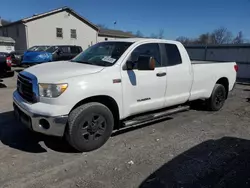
[0, 36, 15, 43]
[0, 7, 99, 31]
[98, 28, 136, 38]
[0, 19, 11, 26]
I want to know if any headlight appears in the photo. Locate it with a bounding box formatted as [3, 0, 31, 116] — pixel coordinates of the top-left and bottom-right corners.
[39, 83, 68, 98]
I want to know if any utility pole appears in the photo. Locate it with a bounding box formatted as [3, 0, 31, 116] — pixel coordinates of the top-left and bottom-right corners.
[114, 21, 117, 39]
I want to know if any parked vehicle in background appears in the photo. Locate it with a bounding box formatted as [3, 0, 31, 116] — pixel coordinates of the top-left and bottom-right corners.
[7, 50, 24, 66]
[27, 46, 50, 52]
[13, 38, 237, 152]
[22, 45, 82, 66]
[0, 52, 14, 78]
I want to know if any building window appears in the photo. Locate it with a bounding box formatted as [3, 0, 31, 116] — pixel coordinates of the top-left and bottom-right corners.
[56, 28, 63, 38]
[71, 29, 77, 39]
[16, 26, 19, 37]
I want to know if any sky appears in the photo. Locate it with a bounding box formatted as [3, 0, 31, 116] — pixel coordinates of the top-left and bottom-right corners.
[0, 0, 249, 40]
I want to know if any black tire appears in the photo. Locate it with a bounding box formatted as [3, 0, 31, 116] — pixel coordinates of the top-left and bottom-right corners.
[66, 102, 114, 152]
[207, 84, 226, 111]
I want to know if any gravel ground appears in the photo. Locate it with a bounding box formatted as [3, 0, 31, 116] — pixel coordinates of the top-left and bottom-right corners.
[0, 72, 250, 188]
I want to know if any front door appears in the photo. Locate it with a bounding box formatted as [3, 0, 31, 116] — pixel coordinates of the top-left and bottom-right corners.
[121, 43, 167, 117]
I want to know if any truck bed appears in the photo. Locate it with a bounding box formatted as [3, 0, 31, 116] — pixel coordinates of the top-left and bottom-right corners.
[189, 60, 237, 101]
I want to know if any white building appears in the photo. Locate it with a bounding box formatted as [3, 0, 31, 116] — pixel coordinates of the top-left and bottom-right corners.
[0, 7, 135, 52]
[0, 7, 99, 51]
[0, 36, 15, 53]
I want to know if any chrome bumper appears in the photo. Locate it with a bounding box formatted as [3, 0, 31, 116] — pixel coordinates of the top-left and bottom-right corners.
[13, 100, 68, 137]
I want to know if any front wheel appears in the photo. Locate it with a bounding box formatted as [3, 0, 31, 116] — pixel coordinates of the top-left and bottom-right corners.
[206, 84, 226, 111]
[66, 102, 114, 152]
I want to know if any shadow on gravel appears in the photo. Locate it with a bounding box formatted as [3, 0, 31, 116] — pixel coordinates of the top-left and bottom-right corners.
[0, 83, 7, 88]
[0, 79, 7, 88]
[0, 111, 76, 153]
[140, 137, 250, 188]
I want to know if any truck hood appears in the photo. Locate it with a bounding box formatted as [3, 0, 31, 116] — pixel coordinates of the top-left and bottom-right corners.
[25, 61, 104, 83]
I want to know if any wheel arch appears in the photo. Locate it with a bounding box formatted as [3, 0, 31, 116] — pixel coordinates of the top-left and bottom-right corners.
[70, 95, 121, 129]
[216, 77, 229, 98]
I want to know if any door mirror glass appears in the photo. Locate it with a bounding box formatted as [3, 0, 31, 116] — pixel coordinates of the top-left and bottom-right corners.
[137, 55, 155, 71]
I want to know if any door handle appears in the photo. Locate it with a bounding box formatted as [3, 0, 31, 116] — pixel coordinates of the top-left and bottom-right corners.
[156, 72, 166, 77]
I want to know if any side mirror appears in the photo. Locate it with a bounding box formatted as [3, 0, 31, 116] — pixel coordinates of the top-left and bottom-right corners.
[137, 55, 155, 71]
[126, 61, 134, 70]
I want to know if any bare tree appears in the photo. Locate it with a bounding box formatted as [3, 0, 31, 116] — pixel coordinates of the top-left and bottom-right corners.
[210, 27, 233, 44]
[135, 30, 144, 37]
[157, 29, 164, 39]
[232, 31, 244, 44]
[195, 33, 211, 44]
[150, 33, 158, 39]
[150, 29, 164, 39]
[176, 36, 191, 45]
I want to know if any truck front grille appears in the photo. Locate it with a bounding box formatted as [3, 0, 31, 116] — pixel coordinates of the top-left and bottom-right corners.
[17, 73, 38, 103]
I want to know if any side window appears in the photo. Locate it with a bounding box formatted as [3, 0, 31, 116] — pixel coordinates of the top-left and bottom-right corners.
[56, 28, 63, 38]
[131, 43, 161, 67]
[165, 44, 182, 66]
[71, 29, 77, 39]
[59, 46, 70, 53]
[70, 46, 80, 54]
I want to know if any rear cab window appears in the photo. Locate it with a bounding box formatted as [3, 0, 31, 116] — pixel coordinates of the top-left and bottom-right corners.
[164, 44, 182, 66]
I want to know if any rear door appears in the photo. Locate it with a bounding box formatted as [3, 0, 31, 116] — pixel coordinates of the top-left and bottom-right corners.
[121, 43, 167, 116]
[162, 43, 193, 107]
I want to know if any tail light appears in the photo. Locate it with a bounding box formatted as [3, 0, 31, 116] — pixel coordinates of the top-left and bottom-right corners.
[6, 56, 12, 67]
[234, 64, 238, 72]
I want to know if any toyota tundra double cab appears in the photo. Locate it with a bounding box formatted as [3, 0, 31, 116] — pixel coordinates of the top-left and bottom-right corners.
[13, 38, 237, 152]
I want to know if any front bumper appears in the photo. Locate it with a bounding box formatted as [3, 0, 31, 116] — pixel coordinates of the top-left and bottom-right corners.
[13, 96, 68, 137]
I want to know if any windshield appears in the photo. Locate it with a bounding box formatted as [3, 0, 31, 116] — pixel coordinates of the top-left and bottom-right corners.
[71, 42, 133, 66]
[46, 46, 59, 53]
[27, 46, 50, 52]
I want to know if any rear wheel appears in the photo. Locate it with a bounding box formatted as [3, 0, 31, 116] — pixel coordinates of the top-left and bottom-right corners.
[207, 84, 226, 111]
[66, 102, 114, 152]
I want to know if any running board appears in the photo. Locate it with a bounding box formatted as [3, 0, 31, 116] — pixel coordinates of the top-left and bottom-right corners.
[122, 105, 190, 127]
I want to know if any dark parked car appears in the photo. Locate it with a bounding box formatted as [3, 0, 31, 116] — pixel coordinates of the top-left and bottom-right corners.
[0, 52, 14, 78]
[7, 50, 24, 66]
[22, 45, 83, 66]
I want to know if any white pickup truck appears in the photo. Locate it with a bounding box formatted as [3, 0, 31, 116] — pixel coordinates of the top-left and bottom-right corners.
[13, 38, 237, 152]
